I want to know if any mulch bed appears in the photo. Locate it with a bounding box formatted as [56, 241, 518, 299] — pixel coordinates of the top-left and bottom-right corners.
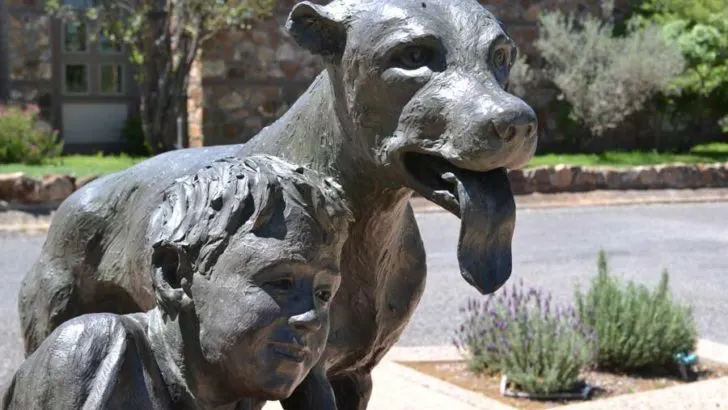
[399, 360, 728, 409]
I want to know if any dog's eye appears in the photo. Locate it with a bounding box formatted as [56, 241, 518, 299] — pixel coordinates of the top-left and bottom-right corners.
[492, 48, 508, 70]
[395, 45, 434, 69]
[315, 288, 333, 303]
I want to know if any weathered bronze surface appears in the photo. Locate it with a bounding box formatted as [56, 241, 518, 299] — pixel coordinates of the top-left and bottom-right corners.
[5, 156, 352, 409]
[17, 0, 537, 408]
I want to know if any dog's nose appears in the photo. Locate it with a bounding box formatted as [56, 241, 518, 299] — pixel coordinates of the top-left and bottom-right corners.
[486, 98, 537, 143]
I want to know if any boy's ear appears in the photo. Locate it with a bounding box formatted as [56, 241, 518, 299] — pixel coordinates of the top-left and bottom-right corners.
[285, 1, 346, 63]
[151, 241, 194, 318]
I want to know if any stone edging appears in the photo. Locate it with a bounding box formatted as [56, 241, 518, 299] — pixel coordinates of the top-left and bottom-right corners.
[1, 162, 727, 205]
[509, 162, 728, 195]
[0, 173, 98, 205]
[383, 339, 728, 410]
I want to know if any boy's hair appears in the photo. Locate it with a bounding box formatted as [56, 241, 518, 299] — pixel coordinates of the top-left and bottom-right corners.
[149, 155, 353, 276]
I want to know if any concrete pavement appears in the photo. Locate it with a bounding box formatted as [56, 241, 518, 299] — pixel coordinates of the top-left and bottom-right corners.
[262, 341, 728, 410]
[2, 194, 728, 408]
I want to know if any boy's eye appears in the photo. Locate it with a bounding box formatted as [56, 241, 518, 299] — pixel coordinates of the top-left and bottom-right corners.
[315, 289, 333, 303]
[268, 278, 294, 290]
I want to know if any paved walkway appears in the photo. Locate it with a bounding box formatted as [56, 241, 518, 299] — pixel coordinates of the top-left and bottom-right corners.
[264, 340, 728, 410]
[412, 187, 728, 212]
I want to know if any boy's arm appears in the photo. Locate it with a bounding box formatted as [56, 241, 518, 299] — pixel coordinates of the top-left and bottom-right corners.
[278, 364, 337, 410]
[3, 314, 163, 410]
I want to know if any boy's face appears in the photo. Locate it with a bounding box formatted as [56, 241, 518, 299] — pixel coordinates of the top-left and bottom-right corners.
[188, 207, 343, 401]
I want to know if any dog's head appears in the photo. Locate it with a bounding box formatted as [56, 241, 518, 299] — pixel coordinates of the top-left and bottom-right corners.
[286, 0, 538, 295]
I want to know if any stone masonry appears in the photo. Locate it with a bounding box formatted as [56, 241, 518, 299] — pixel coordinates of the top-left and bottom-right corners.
[197, 0, 632, 147]
[4, 163, 727, 205]
[5, 0, 52, 121]
[198, 0, 325, 146]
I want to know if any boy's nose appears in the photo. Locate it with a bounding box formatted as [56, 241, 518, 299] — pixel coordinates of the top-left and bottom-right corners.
[289, 309, 322, 333]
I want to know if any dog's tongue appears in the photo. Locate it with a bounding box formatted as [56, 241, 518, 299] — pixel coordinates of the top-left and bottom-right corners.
[448, 168, 516, 295]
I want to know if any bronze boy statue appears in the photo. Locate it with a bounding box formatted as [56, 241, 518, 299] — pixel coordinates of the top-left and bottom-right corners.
[3, 155, 353, 410]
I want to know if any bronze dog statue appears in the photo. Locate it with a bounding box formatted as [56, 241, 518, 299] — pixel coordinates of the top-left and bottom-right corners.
[18, 0, 538, 408]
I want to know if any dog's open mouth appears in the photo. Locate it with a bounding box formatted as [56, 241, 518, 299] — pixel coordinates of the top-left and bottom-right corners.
[402, 153, 462, 216]
[402, 152, 517, 295]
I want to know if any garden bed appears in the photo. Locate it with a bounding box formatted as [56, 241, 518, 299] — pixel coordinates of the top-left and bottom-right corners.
[399, 359, 728, 409]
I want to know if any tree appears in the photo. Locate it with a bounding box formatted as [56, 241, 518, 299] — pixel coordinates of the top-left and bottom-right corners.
[46, 0, 275, 153]
[630, 0, 728, 135]
[0, 0, 10, 103]
[514, 0, 685, 146]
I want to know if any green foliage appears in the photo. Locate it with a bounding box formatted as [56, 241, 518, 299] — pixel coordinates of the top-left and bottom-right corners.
[631, 0, 728, 133]
[0, 105, 63, 165]
[506, 54, 535, 100]
[454, 280, 597, 395]
[574, 250, 698, 372]
[44, 0, 275, 55]
[531, 2, 685, 138]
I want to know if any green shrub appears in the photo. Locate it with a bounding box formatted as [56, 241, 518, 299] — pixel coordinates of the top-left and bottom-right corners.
[636, 0, 728, 134]
[532, 1, 686, 139]
[0, 104, 63, 165]
[575, 250, 697, 372]
[454, 280, 598, 395]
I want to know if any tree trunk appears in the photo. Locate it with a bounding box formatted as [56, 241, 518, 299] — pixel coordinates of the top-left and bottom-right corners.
[0, 0, 10, 103]
[139, 1, 178, 154]
[137, 0, 197, 155]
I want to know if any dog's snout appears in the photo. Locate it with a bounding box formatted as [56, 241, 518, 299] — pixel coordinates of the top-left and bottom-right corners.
[487, 101, 537, 143]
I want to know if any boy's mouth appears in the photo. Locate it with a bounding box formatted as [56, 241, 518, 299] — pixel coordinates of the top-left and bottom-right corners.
[270, 342, 309, 363]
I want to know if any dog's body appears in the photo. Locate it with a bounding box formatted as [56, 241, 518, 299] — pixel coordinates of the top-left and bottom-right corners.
[18, 1, 538, 409]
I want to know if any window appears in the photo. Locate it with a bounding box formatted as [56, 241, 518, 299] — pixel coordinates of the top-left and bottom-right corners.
[63, 0, 97, 7]
[98, 34, 123, 53]
[63, 22, 87, 53]
[64, 64, 88, 94]
[100, 64, 124, 94]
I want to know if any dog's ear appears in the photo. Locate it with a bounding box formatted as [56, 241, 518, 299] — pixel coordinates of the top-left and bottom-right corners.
[285, 1, 346, 63]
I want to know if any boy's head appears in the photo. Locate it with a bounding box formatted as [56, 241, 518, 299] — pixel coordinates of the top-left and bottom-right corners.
[147, 155, 353, 402]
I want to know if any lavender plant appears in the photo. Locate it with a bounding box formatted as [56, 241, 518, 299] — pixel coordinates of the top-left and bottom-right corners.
[454, 279, 598, 395]
[575, 250, 697, 372]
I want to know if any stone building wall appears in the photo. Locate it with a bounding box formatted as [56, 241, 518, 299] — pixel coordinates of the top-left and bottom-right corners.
[199, 0, 324, 146]
[198, 0, 634, 147]
[5, 0, 52, 121]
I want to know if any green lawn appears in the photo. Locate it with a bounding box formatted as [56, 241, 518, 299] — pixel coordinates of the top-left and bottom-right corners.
[1, 142, 727, 178]
[525, 142, 728, 168]
[0, 154, 145, 178]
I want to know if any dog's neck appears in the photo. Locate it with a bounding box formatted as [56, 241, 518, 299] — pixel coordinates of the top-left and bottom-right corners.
[241, 69, 413, 218]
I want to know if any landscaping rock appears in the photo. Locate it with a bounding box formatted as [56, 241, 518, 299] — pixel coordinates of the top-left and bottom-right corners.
[40, 175, 75, 203]
[507, 169, 532, 195]
[704, 164, 728, 188]
[550, 164, 573, 190]
[571, 167, 599, 192]
[637, 166, 659, 188]
[657, 165, 684, 189]
[619, 168, 643, 190]
[0, 173, 40, 203]
[529, 167, 552, 193]
[605, 169, 623, 190]
[681, 165, 703, 189]
[76, 175, 100, 190]
[0, 173, 21, 199]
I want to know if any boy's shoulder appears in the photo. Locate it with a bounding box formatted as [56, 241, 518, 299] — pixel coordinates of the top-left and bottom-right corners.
[45, 311, 148, 351]
[3, 313, 167, 410]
